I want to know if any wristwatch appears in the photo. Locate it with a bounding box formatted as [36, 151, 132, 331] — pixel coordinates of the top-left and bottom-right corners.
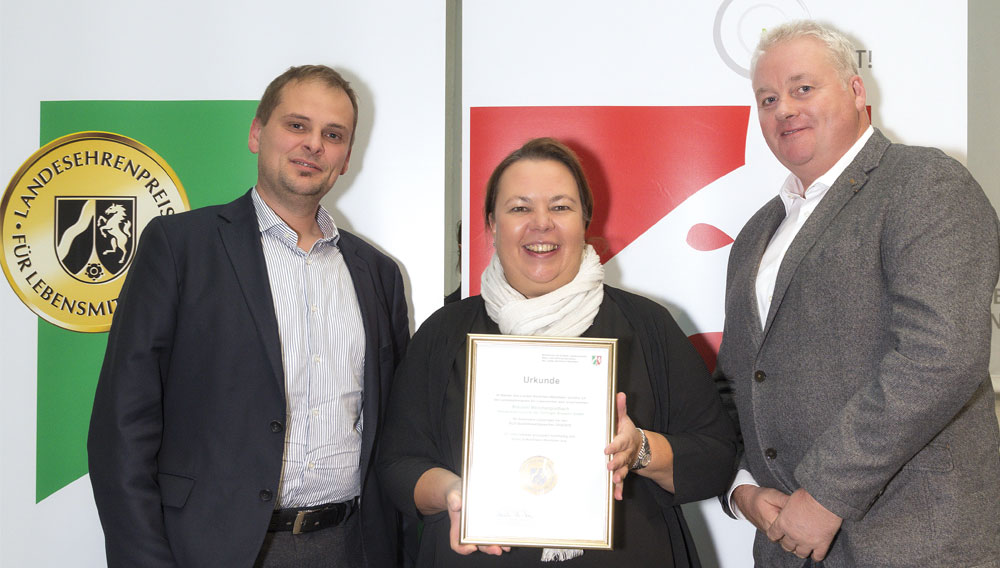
[629, 428, 651, 470]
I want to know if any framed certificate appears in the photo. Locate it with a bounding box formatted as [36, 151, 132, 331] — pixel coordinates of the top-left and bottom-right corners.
[460, 334, 617, 549]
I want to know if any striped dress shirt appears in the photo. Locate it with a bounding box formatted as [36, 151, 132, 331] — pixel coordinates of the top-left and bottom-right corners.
[251, 188, 365, 508]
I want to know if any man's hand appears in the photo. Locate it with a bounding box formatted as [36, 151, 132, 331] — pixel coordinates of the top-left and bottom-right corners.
[766, 488, 842, 561]
[732, 484, 789, 532]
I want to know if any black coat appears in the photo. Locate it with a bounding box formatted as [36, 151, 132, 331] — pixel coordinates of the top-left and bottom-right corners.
[88, 190, 410, 567]
[379, 286, 737, 567]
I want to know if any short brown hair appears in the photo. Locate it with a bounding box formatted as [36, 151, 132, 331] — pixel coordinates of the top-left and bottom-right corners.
[255, 65, 359, 137]
[483, 137, 594, 230]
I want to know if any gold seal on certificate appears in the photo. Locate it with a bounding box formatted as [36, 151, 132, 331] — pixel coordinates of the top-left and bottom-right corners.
[460, 334, 617, 550]
[519, 456, 557, 495]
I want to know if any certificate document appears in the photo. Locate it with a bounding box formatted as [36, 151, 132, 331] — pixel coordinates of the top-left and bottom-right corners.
[460, 334, 617, 549]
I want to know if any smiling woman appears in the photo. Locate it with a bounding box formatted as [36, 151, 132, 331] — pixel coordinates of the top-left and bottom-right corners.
[379, 137, 739, 567]
[488, 149, 588, 299]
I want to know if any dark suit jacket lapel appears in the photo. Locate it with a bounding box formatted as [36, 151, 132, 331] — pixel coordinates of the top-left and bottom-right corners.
[217, 191, 285, 393]
[338, 235, 381, 481]
[763, 129, 891, 336]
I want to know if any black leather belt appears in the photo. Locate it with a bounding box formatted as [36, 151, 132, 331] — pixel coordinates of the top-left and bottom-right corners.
[268, 497, 357, 534]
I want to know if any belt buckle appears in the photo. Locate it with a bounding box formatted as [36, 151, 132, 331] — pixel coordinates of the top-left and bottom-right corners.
[292, 509, 311, 535]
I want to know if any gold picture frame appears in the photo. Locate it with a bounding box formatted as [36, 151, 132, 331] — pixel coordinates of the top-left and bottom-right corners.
[460, 333, 618, 549]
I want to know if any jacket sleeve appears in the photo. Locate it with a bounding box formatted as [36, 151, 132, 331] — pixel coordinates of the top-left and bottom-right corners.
[386, 258, 411, 370]
[794, 154, 1000, 521]
[88, 218, 178, 567]
[658, 312, 740, 506]
[615, 290, 739, 508]
[377, 308, 455, 520]
[712, 362, 749, 519]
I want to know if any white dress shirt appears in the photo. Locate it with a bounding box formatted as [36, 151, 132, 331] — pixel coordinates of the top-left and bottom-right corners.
[252, 188, 366, 508]
[727, 126, 874, 519]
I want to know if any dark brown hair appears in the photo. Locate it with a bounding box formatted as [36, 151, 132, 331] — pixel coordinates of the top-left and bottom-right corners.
[483, 137, 594, 229]
[255, 65, 359, 139]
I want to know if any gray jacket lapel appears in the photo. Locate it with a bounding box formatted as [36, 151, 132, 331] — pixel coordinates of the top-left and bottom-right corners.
[745, 199, 786, 342]
[763, 130, 891, 335]
[744, 202, 785, 338]
[217, 192, 285, 393]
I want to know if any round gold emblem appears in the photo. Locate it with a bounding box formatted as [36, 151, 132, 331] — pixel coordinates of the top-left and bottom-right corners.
[519, 455, 558, 495]
[1, 132, 189, 332]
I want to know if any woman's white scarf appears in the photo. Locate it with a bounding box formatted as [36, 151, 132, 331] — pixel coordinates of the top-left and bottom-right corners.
[481, 245, 604, 338]
[479, 244, 603, 562]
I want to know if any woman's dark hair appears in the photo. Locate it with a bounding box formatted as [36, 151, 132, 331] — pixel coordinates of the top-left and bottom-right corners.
[483, 137, 594, 229]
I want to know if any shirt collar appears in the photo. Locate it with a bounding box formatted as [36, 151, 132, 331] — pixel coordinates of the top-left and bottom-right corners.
[251, 187, 340, 246]
[779, 125, 874, 207]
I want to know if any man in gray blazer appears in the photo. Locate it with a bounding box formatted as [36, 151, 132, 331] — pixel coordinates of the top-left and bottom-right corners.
[716, 20, 1000, 567]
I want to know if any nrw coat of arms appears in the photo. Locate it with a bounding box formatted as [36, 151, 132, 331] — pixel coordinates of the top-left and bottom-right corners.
[55, 197, 136, 283]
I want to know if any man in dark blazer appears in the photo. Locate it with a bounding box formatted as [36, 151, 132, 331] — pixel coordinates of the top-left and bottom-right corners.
[88, 65, 409, 567]
[716, 21, 1000, 567]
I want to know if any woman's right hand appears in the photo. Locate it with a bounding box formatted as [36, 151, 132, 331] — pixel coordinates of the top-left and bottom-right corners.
[446, 477, 510, 556]
[416, 468, 510, 556]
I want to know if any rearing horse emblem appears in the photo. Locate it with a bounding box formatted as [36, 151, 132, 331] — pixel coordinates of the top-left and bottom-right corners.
[98, 203, 133, 265]
[54, 197, 137, 284]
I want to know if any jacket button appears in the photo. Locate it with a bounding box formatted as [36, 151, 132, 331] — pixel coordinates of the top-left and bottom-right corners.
[754, 370, 766, 383]
[259, 489, 273, 502]
[765, 448, 777, 460]
[270, 420, 284, 433]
